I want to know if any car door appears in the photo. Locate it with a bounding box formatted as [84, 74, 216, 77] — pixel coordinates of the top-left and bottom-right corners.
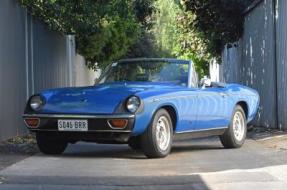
[194, 87, 228, 130]
[174, 88, 199, 132]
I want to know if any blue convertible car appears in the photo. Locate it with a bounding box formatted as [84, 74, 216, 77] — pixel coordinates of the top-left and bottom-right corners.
[23, 58, 259, 158]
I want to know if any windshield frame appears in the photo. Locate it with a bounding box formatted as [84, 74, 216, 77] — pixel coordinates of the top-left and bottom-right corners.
[96, 58, 196, 88]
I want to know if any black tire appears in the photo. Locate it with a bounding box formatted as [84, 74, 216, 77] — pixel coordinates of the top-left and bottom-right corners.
[128, 136, 142, 150]
[36, 132, 68, 155]
[220, 105, 247, 148]
[141, 109, 173, 158]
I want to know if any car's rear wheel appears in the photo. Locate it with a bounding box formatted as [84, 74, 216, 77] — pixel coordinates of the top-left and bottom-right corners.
[220, 105, 247, 148]
[36, 132, 68, 155]
[141, 109, 173, 158]
[128, 136, 141, 150]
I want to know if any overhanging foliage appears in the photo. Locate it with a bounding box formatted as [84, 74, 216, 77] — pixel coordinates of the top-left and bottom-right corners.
[20, 0, 155, 69]
[182, 0, 253, 62]
[19, 0, 254, 75]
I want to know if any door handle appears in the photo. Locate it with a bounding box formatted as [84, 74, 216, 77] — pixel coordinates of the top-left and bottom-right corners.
[220, 93, 227, 97]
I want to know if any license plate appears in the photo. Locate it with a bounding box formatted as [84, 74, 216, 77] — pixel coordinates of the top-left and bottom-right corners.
[58, 120, 88, 131]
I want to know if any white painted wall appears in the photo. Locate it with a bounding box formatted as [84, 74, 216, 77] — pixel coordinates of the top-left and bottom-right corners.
[73, 54, 100, 87]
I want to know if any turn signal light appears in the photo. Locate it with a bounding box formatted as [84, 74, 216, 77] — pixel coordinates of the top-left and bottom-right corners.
[108, 119, 128, 129]
[24, 118, 40, 128]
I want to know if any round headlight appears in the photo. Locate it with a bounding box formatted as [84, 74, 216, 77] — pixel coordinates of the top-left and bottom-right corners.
[30, 95, 44, 111]
[126, 96, 141, 113]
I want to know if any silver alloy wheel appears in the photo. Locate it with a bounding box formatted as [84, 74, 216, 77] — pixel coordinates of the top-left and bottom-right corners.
[156, 116, 171, 151]
[233, 111, 245, 141]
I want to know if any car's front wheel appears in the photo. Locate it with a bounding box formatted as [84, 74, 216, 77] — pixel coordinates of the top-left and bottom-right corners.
[220, 105, 247, 148]
[36, 132, 68, 155]
[141, 109, 173, 158]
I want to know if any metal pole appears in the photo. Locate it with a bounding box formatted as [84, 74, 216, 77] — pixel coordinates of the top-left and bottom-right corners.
[30, 16, 35, 94]
[25, 8, 29, 100]
[273, 0, 280, 130]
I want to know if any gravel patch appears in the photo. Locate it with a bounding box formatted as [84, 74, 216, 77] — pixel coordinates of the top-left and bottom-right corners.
[248, 126, 287, 151]
[0, 134, 39, 171]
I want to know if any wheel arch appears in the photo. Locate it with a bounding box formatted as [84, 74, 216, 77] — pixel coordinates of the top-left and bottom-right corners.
[156, 104, 178, 132]
[236, 101, 249, 118]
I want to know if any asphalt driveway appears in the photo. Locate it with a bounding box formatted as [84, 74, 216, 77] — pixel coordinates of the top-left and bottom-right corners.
[0, 136, 287, 190]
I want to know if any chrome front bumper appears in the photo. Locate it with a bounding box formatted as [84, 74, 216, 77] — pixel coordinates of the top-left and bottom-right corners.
[22, 113, 135, 133]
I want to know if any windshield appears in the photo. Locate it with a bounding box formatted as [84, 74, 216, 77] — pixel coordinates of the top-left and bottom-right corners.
[98, 60, 190, 86]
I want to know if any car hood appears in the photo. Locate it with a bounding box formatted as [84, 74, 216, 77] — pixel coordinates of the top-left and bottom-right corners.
[39, 82, 180, 114]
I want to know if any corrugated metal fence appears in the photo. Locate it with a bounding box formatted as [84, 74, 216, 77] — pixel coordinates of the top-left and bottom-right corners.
[211, 0, 287, 130]
[275, 0, 287, 130]
[0, 0, 97, 141]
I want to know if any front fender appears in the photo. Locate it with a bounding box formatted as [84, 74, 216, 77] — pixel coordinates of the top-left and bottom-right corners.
[131, 98, 179, 136]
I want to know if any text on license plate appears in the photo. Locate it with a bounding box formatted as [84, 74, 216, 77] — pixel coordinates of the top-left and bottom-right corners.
[58, 120, 88, 131]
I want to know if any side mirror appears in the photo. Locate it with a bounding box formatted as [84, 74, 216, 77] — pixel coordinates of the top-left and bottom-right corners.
[200, 76, 212, 88]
